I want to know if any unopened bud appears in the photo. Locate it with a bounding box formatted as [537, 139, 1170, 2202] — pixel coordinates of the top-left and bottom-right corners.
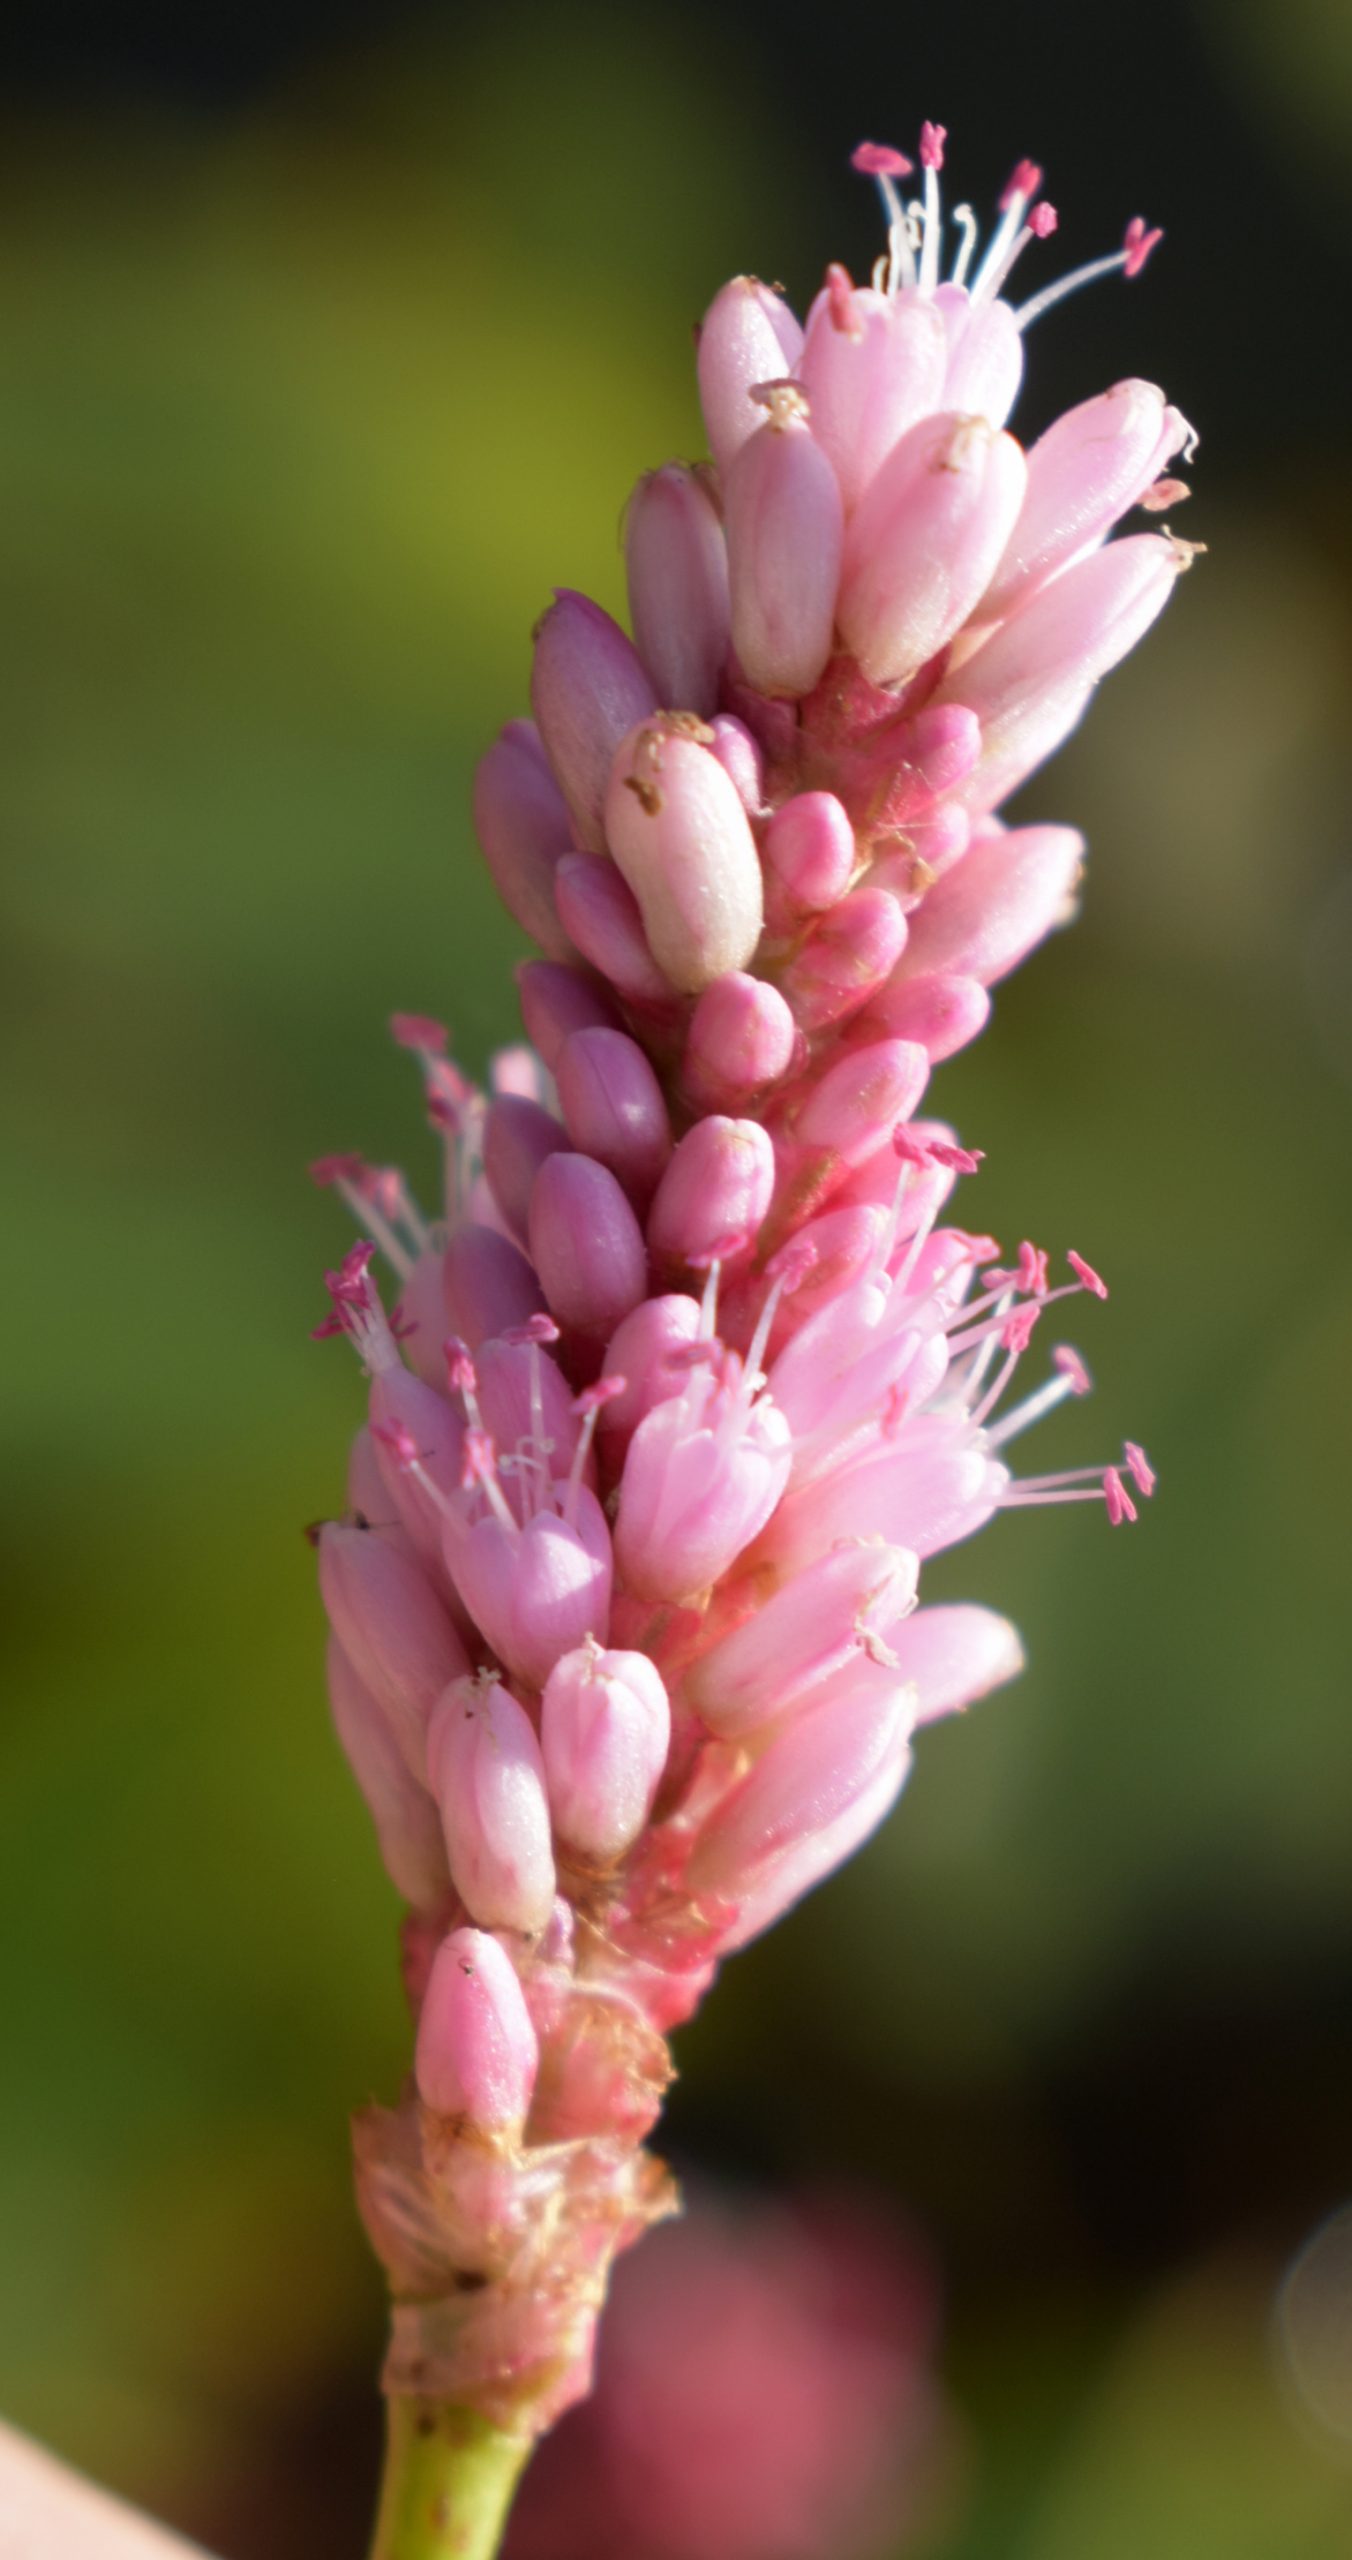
[647, 1115, 775, 1270]
[427, 1675, 556, 1935]
[555, 1026, 673, 1206]
[697, 275, 804, 476]
[328, 1635, 450, 1909]
[898, 822, 1084, 986]
[472, 721, 577, 958]
[541, 1642, 672, 1864]
[318, 1523, 472, 1776]
[444, 1222, 547, 1349]
[482, 1093, 570, 1244]
[530, 589, 658, 852]
[684, 971, 797, 1111]
[799, 281, 947, 510]
[529, 1152, 649, 1339]
[724, 407, 844, 698]
[604, 718, 764, 995]
[515, 959, 623, 1071]
[415, 1926, 539, 2129]
[839, 411, 1027, 686]
[625, 464, 730, 718]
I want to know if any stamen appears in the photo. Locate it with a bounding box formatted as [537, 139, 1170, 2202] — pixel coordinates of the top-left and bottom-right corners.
[564, 1376, 626, 1523]
[1052, 1345, 1093, 1397]
[919, 122, 946, 292]
[1103, 1466, 1138, 1526]
[1014, 221, 1161, 333]
[1123, 1441, 1156, 1497]
[948, 203, 978, 289]
[461, 1427, 518, 1533]
[311, 1156, 415, 1280]
[851, 140, 918, 292]
[972, 162, 1042, 302]
[746, 1238, 815, 1380]
[984, 1362, 1081, 1449]
[1067, 1250, 1108, 1299]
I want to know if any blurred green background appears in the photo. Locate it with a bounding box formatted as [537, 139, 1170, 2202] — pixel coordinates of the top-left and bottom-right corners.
[2, 1, 1351, 2552]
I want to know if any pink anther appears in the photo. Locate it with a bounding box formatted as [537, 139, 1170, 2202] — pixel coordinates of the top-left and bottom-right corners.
[1067, 1249, 1108, 1299]
[390, 1305, 418, 1342]
[1139, 475, 1189, 512]
[1123, 1441, 1156, 1497]
[390, 1012, 448, 1053]
[1017, 1241, 1050, 1296]
[1052, 1345, 1092, 1397]
[852, 141, 915, 179]
[502, 1313, 562, 1347]
[689, 1230, 749, 1270]
[355, 1164, 404, 1220]
[1122, 218, 1163, 280]
[667, 1340, 719, 1372]
[1028, 202, 1059, 239]
[919, 122, 947, 171]
[891, 1124, 933, 1166]
[765, 1235, 819, 1292]
[327, 1240, 377, 1305]
[927, 1140, 985, 1175]
[461, 1428, 498, 1490]
[372, 1418, 421, 1472]
[956, 1232, 1002, 1264]
[1103, 1466, 1137, 1525]
[443, 1337, 478, 1396]
[1000, 158, 1043, 210]
[309, 1152, 365, 1187]
[1001, 1302, 1041, 1354]
[571, 1375, 627, 1417]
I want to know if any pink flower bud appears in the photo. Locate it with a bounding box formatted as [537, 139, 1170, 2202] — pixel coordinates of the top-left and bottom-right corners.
[707, 712, 764, 813]
[789, 1037, 929, 1169]
[724, 392, 844, 698]
[887, 1602, 1025, 1726]
[982, 380, 1183, 622]
[529, 1152, 649, 1339]
[555, 1027, 673, 1206]
[472, 720, 577, 959]
[444, 1221, 547, 1349]
[935, 285, 1023, 427]
[604, 718, 764, 995]
[370, 1365, 465, 1564]
[515, 959, 623, 1072]
[647, 1116, 775, 1270]
[328, 1635, 450, 1908]
[839, 411, 1027, 686]
[763, 791, 856, 921]
[949, 533, 1186, 806]
[318, 1522, 472, 1775]
[687, 1666, 913, 1902]
[683, 972, 798, 1111]
[598, 1294, 703, 1452]
[530, 590, 658, 853]
[614, 1349, 792, 1604]
[415, 1926, 540, 2129]
[427, 1675, 556, 1934]
[696, 275, 804, 476]
[482, 1093, 570, 1244]
[554, 854, 675, 1008]
[782, 886, 907, 1032]
[856, 970, 991, 1061]
[687, 1544, 919, 1739]
[711, 1722, 912, 1951]
[898, 822, 1084, 986]
[764, 1436, 1005, 1574]
[798, 280, 947, 511]
[446, 1481, 613, 1693]
[541, 1641, 672, 1864]
[625, 464, 730, 718]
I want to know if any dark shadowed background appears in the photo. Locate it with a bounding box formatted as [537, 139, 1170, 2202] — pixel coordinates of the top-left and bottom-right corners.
[2, 1, 1351, 2552]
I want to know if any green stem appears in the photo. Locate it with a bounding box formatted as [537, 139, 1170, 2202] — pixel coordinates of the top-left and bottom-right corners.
[367, 2398, 532, 2560]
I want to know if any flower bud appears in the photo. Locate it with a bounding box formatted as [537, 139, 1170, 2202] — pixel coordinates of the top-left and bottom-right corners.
[724, 392, 844, 698]
[839, 411, 1027, 686]
[625, 464, 730, 718]
[687, 1544, 919, 1739]
[762, 791, 856, 921]
[683, 972, 797, 1112]
[687, 1666, 913, 1902]
[782, 886, 907, 1032]
[935, 285, 1023, 427]
[472, 720, 577, 959]
[515, 959, 623, 1072]
[982, 380, 1183, 621]
[598, 1294, 703, 1453]
[427, 1675, 556, 1935]
[887, 1603, 1025, 1726]
[444, 1222, 547, 1349]
[328, 1635, 450, 1909]
[614, 1351, 792, 1604]
[553, 854, 675, 1007]
[541, 1641, 672, 1864]
[949, 533, 1185, 807]
[697, 275, 804, 476]
[446, 1482, 613, 1694]
[604, 718, 764, 995]
[707, 712, 764, 813]
[530, 589, 658, 852]
[647, 1116, 775, 1270]
[482, 1093, 570, 1244]
[529, 1152, 649, 1339]
[898, 822, 1084, 986]
[789, 1037, 929, 1169]
[415, 1927, 540, 2129]
[555, 1026, 672, 1206]
[764, 1436, 1005, 1574]
[798, 279, 947, 511]
[856, 970, 991, 1061]
[318, 1522, 472, 1775]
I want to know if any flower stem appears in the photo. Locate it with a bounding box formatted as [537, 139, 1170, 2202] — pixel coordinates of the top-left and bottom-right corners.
[368, 2398, 531, 2560]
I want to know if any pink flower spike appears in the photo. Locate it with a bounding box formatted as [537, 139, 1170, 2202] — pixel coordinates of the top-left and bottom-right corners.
[1053, 1345, 1093, 1396]
[1123, 217, 1164, 279]
[1103, 1466, 1138, 1526]
[1124, 1441, 1157, 1497]
[415, 1927, 539, 2132]
[1067, 1249, 1109, 1299]
[851, 141, 914, 179]
[1000, 159, 1043, 211]
[529, 1153, 650, 1342]
[391, 1013, 448, 1055]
